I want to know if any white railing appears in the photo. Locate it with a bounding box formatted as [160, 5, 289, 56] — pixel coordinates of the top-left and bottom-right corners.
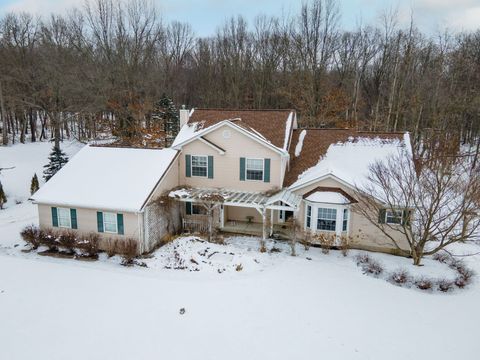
[182, 217, 209, 234]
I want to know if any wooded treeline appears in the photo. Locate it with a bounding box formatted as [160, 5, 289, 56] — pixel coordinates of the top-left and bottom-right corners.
[0, 0, 479, 148]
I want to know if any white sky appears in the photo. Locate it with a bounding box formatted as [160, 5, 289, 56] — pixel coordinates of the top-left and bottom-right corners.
[0, 0, 478, 35]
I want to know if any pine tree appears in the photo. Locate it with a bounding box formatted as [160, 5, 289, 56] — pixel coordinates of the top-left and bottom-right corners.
[30, 173, 40, 195]
[0, 181, 7, 209]
[43, 146, 69, 181]
[151, 94, 180, 147]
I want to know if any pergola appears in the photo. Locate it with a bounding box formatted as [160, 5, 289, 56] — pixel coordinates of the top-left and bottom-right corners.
[169, 187, 302, 240]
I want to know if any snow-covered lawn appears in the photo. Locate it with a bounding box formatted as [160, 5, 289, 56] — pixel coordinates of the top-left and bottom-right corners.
[1, 140, 480, 360]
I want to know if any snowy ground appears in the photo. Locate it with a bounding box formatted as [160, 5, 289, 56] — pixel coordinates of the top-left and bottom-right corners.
[1, 141, 480, 360]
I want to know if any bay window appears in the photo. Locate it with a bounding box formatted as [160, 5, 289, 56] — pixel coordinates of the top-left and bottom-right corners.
[316, 208, 337, 231]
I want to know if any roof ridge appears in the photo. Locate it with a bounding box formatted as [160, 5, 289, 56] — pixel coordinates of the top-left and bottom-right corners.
[193, 108, 294, 112]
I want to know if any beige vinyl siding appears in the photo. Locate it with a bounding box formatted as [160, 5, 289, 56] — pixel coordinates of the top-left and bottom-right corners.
[179, 124, 283, 192]
[37, 203, 142, 248]
[292, 177, 410, 254]
[147, 154, 180, 200]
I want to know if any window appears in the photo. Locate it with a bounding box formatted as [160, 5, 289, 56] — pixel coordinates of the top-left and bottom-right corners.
[191, 155, 208, 177]
[57, 207, 71, 228]
[386, 210, 403, 225]
[246, 158, 264, 181]
[342, 209, 349, 231]
[306, 205, 312, 228]
[103, 212, 118, 233]
[317, 208, 337, 231]
[192, 204, 207, 215]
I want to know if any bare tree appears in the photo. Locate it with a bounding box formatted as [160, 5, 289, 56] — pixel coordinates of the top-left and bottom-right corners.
[354, 148, 480, 265]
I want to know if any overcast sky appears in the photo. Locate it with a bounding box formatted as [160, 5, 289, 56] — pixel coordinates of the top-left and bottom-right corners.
[0, 0, 478, 35]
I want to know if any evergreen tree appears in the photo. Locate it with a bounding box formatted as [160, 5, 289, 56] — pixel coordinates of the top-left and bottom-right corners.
[0, 181, 6, 209]
[43, 146, 69, 181]
[151, 94, 180, 147]
[30, 173, 40, 195]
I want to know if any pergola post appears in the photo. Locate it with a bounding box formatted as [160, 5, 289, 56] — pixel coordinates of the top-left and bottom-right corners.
[269, 208, 274, 236]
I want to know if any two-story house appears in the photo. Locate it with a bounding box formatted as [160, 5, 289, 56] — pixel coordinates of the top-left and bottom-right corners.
[32, 108, 412, 255]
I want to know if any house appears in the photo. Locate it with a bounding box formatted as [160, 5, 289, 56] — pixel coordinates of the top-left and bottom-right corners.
[32, 108, 412, 254]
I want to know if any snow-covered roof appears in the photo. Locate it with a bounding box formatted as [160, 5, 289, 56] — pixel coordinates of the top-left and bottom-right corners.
[305, 191, 350, 204]
[32, 145, 178, 212]
[289, 132, 410, 190]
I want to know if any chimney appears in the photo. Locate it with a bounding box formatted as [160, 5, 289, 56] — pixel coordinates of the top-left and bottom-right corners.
[179, 105, 189, 128]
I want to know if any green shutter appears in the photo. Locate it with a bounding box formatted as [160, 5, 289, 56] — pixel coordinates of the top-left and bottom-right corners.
[70, 209, 78, 229]
[51, 207, 58, 227]
[378, 209, 386, 224]
[97, 211, 104, 233]
[185, 155, 191, 177]
[240, 157, 246, 181]
[208, 155, 214, 179]
[185, 202, 192, 215]
[264, 158, 271, 183]
[117, 213, 124, 235]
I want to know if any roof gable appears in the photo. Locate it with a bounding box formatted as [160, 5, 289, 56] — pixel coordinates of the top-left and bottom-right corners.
[173, 109, 295, 151]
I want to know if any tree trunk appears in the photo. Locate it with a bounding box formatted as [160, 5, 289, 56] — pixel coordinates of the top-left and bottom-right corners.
[0, 82, 7, 146]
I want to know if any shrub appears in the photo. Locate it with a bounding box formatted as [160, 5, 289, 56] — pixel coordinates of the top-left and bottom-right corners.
[21, 225, 41, 249]
[390, 269, 410, 285]
[437, 279, 454, 292]
[104, 238, 119, 257]
[40, 228, 58, 251]
[119, 238, 138, 266]
[361, 260, 383, 276]
[339, 236, 349, 257]
[57, 230, 77, 253]
[77, 233, 100, 257]
[432, 252, 450, 264]
[259, 243, 267, 253]
[355, 253, 371, 265]
[454, 276, 467, 289]
[235, 264, 243, 272]
[270, 247, 281, 253]
[415, 277, 433, 290]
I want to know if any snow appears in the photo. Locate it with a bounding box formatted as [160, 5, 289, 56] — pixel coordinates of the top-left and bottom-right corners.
[0, 140, 83, 209]
[1, 140, 480, 360]
[31, 145, 178, 213]
[294, 129, 307, 157]
[171, 121, 201, 147]
[306, 191, 350, 204]
[290, 135, 407, 190]
[283, 112, 293, 150]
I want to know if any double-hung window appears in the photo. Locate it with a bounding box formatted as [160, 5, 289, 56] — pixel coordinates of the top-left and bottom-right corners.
[317, 208, 337, 231]
[103, 212, 118, 233]
[246, 158, 264, 181]
[342, 209, 349, 231]
[386, 210, 403, 225]
[191, 155, 208, 177]
[306, 205, 312, 228]
[57, 207, 71, 228]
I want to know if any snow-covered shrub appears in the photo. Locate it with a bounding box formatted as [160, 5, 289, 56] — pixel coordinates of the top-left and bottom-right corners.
[449, 260, 475, 282]
[118, 238, 139, 266]
[454, 276, 468, 289]
[361, 259, 383, 276]
[236, 264, 243, 272]
[437, 279, 454, 292]
[77, 233, 100, 257]
[57, 230, 77, 254]
[21, 225, 42, 249]
[355, 253, 371, 266]
[432, 252, 450, 264]
[390, 269, 410, 285]
[415, 278, 433, 290]
[339, 236, 349, 257]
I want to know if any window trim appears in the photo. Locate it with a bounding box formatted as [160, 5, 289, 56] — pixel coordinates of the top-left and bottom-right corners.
[306, 204, 312, 229]
[245, 157, 264, 181]
[57, 207, 71, 229]
[316, 207, 337, 232]
[103, 212, 118, 234]
[191, 154, 208, 178]
[386, 209, 403, 225]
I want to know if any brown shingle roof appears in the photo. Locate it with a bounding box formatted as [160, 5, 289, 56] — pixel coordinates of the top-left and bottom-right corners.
[284, 129, 405, 187]
[189, 109, 294, 149]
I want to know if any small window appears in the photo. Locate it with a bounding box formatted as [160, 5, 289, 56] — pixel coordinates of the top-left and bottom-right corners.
[57, 207, 71, 228]
[192, 204, 207, 215]
[317, 208, 337, 231]
[342, 209, 349, 231]
[246, 158, 264, 181]
[306, 205, 312, 228]
[103, 212, 118, 233]
[191, 155, 208, 177]
[386, 210, 403, 225]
